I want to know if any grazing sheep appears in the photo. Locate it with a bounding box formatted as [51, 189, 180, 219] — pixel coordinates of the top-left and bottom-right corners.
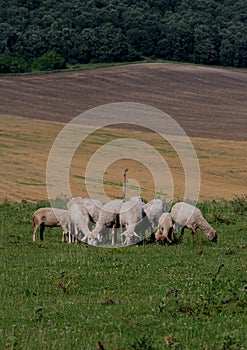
[120, 197, 150, 245]
[67, 197, 102, 243]
[81, 198, 102, 223]
[67, 197, 102, 225]
[89, 199, 123, 245]
[171, 202, 217, 242]
[68, 202, 91, 242]
[32, 207, 69, 242]
[143, 199, 167, 230]
[155, 212, 174, 244]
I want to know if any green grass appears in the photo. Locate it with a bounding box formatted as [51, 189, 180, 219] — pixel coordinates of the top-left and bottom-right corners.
[73, 174, 123, 187]
[0, 197, 246, 350]
[16, 182, 47, 187]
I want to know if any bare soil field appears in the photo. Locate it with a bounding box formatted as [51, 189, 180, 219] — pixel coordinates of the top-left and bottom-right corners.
[0, 63, 246, 202]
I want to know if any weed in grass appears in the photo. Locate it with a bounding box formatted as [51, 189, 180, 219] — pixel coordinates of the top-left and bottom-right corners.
[219, 331, 244, 350]
[158, 264, 247, 320]
[5, 333, 18, 350]
[132, 335, 154, 350]
[46, 270, 80, 294]
[164, 334, 180, 349]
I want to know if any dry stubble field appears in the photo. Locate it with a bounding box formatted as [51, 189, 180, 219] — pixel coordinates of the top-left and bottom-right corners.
[0, 63, 246, 202]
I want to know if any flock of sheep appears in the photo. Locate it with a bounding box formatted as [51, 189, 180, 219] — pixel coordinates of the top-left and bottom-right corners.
[32, 196, 217, 246]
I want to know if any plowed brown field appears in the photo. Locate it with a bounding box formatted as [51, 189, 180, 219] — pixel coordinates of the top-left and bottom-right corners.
[0, 63, 246, 202]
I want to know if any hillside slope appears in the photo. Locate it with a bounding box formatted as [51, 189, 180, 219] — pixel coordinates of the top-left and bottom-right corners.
[0, 63, 246, 141]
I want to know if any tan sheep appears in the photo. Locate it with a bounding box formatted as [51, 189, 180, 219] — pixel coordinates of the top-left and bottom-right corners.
[32, 207, 69, 242]
[155, 212, 174, 244]
[171, 202, 217, 242]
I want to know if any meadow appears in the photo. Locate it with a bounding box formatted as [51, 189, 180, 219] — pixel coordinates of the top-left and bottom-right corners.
[0, 62, 246, 349]
[0, 197, 246, 350]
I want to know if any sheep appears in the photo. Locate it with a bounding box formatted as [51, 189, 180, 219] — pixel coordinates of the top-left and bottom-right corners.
[67, 197, 102, 225]
[89, 199, 123, 245]
[67, 197, 102, 243]
[120, 197, 150, 245]
[155, 212, 174, 244]
[68, 202, 91, 242]
[32, 207, 69, 242]
[170, 202, 217, 242]
[143, 199, 167, 230]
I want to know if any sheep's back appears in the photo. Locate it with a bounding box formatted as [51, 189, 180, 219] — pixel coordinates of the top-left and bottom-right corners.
[143, 199, 166, 226]
[34, 208, 68, 226]
[171, 202, 202, 227]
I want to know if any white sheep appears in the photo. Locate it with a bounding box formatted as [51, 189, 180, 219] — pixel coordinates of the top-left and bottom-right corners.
[120, 197, 150, 245]
[67, 197, 102, 243]
[89, 199, 123, 245]
[143, 199, 167, 230]
[67, 197, 102, 224]
[155, 212, 174, 244]
[68, 203, 91, 242]
[170, 202, 217, 242]
[32, 207, 69, 242]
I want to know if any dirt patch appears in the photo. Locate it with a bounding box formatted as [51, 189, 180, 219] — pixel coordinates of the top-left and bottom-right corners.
[1, 114, 246, 202]
[0, 63, 246, 141]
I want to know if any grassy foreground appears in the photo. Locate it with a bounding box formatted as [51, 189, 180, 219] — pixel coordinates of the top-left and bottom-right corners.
[0, 198, 246, 350]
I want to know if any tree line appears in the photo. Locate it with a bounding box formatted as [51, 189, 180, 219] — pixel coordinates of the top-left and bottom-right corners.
[0, 0, 246, 73]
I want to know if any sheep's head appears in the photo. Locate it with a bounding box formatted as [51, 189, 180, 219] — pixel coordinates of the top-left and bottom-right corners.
[208, 229, 217, 243]
[122, 230, 140, 245]
[155, 227, 163, 242]
[87, 237, 99, 246]
[88, 229, 101, 243]
[155, 226, 172, 244]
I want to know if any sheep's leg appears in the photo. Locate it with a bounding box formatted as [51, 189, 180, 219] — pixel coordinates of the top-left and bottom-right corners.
[171, 227, 177, 242]
[32, 215, 40, 242]
[120, 223, 124, 244]
[166, 232, 172, 244]
[68, 226, 74, 244]
[70, 233, 75, 243]
[106, 228, 110, 244]
[120, 224, 128, 244]
[40, 223, 45, 241]
[190, 226, 197, 238]
[73, 225, 79, 243]
[71, 223, 76, 243]
[62, 231, 69, 243]
[61, 223, 68, 243]
[78, 216, 91, 243]
[130, 223, 140, 240]
[32, 223, 39, 242]
[111, 225, 116, 246]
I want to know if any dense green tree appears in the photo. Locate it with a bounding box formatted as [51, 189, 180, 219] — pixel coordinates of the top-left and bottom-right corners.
[194, 25, 219, 65]
[0, 54, 29, 73]
[220, 38, 234, 67]
[31, 51, 66, 71]
[156, 12, 194, 62]
[0, 0, 246, 72]
[94, 24, 129, 62]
